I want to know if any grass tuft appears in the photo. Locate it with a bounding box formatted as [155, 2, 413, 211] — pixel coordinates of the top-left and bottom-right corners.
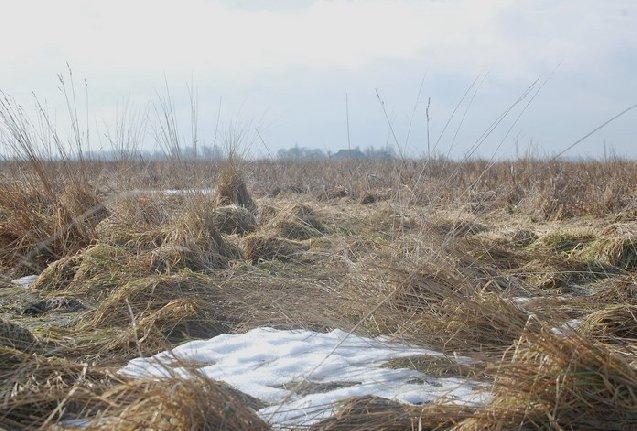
[209, 204, 257, 235]
[214, 163, 257, 213]
[0, 319, 37, 351]
[578, 304, 637, 342]
[455, 329, 637, 430]
[267, 203, 326, 240]
[241, 234, 308, 263]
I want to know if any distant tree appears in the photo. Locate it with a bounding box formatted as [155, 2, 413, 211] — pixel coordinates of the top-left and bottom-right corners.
[332, 149, 366, 160]
[200, 144, 225, 160]
[277, 145, 326, 160]
[364, 145, 396, 160]
[275, 145, 395, 161]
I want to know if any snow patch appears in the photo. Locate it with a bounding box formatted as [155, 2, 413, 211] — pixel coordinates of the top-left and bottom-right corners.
[512, 296, 533, 304]
[551, 318, 582, 335]
[119, 327, 488, 428]
[12, 274, 38, 288]
[512, 295, 570, 306]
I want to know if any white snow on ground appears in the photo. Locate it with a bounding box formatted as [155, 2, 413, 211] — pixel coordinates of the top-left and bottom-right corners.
[551, 318, 582, 335]
[512, 295, 570, 306]
[12, 274, 38, 288]
[512, 296, 532, 304]
[119, 327, 488, 428]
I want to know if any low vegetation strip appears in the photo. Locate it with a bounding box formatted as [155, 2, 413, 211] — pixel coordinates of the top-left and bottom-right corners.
[1, 158, 636, 429]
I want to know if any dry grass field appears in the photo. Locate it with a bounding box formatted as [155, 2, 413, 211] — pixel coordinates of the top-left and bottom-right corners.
[1, 155, 636, 429]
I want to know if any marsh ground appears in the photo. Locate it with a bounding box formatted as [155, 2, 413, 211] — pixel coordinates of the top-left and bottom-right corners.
[1, 159, 636, 430]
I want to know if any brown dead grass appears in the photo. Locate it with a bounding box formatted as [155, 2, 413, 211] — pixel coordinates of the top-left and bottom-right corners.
[0, 182, 108, 276]
[83, 271, 231, 350]
[310, 396, 474, 431]
[31, 253, 84, 292]
[241, 234, 308, 263]
[1, 159, 637, 430]
[0, 319, 37, 351]
[578, 224, 637, 270]
[266, 203, 326, 240]
[578, 304, 637, 342]
[0, 352, 115, 430]
[82, 375, 270, 431]
[214, 163, 257, 213]
[0, 274, 14, 288]
[209, 204, 257, 235]
[454, 329, 637, 430]
[0, 352, 268, 431]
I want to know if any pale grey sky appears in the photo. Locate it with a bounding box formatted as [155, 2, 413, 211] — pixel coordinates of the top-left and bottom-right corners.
[0, 0, 635, 158]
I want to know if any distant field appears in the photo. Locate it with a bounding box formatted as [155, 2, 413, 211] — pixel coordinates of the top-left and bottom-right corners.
[1, 158, 636, 430]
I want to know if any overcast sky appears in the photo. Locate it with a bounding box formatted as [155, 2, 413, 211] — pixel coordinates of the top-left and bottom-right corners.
[1, 0, 636, 158]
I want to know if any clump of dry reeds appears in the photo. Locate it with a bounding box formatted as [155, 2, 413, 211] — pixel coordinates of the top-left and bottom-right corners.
[267, 203, 325, 240]
[30, 253, 83, 292]
[0, 351, 268, 431]
[36, 244, 148, 300]
[94, 196, 169, 251]
[81, 270, 231, 353]
[383, 259, 470, 311]
[407, 290, 533, 354]
[364, 203, 419, 231]
[321, 185, 349, 200]
[241, 234, 308, 263]
[0, 182, 107, 276]
[0, 319, 37, 351]
[0, 338, 125, 429]
[454, 329, 637, 430]
[81, 375, 270, 431]
[97, 205, 243, 274]
[0, 274, 13, 288]
[578, 304, 637, 342]
[310, 396, 475, 431]
[534, 228, 595, 256]
[209, 204, 257, 235]
[590, 275, 637, 303]
[149, 244, 203, 273]
[256, 202, 278, 225]
[507, 228, 538, 247]
[516, 256, 608, 292]
[428, 215, 487, 238]
[353, 234, 535, 354]
[214, 163, 257, 213]
[577, 224, 637, 270]
[163, 212, 244, 270]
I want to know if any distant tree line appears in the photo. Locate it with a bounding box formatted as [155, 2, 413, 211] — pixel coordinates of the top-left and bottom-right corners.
[79, 144, 396, 161]
[84, 144, 227, 161]
[276, 145, 396, 161]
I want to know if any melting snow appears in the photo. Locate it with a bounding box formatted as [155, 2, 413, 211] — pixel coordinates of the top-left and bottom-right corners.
[119, 327, 488, 428]
[551, 318, 582, 335]
[12, 274, 38, 288]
